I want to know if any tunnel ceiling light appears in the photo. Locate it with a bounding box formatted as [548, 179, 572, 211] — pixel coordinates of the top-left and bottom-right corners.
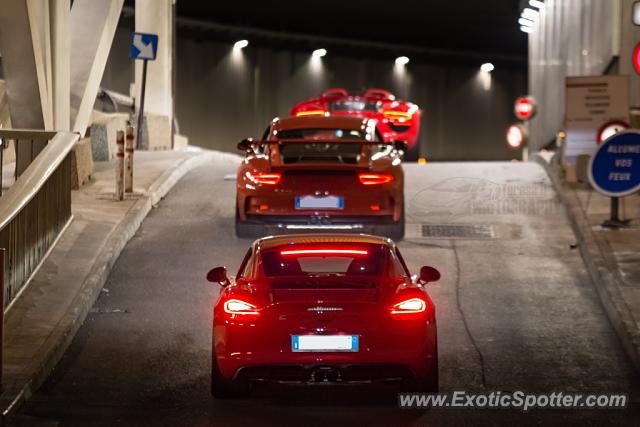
[518, 17, 534, 27]
[312, 48, 327, 58]
[529, 0, 545, 9]
[520, 25, 533, 34]
[395, 56, 410, 65]
[480, 62, 495, 73]
[521, 8, 539, 20]
[233, 39, 249, 49]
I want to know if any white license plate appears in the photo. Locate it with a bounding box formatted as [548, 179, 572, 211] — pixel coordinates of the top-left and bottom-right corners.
[295, 195, 344, 210]
[292, 335, 359, 352]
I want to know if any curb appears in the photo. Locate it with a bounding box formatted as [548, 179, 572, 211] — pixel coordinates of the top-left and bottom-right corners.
[532, 154, 640, 373]
[1, 151, 217, 421]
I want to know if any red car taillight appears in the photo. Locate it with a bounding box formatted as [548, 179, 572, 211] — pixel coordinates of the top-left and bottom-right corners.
[295, 109, 328, 117]
[390, 297, 427, 316]
[223, 298, 260, 317]
[383, 110, 412, 124]
[247, 172, 281, 185]
[358, 173, 394, 185]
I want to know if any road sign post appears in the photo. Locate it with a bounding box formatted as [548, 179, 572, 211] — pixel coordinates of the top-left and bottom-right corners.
[130, 32, 159, 150]
[588, 130, 640, 228]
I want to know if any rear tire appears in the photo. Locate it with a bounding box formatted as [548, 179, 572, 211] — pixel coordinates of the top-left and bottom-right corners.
[235, 203, 264, 238]
[211, 355, 250, 399]
[403, 142, 420, 162]
[375, 205, 405, 241]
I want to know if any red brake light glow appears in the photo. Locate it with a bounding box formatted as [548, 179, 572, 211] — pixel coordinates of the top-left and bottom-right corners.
[223, 299, 260, 316]
[296, 109, 328, 117]
[383, 110, 412, 123]
[358, 173, 394, 185]
[247, 172, 281, 185]
[280, 249, 368, 256]
[391, 297, 426, 314]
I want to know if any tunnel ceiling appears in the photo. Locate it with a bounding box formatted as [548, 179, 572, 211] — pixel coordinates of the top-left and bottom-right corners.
[172, 0, 527, 66]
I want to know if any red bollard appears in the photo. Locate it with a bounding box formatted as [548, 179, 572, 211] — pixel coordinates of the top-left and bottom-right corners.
[115, 131, 125, 201]
[125, 126, 135, 193]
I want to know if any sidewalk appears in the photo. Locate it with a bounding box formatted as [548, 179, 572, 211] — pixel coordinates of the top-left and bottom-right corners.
[534, 153, 640, 372]
[0, 148, 229, 419]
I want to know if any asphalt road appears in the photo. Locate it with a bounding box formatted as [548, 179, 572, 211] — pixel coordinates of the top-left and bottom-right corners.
[15, 158, 640, 426]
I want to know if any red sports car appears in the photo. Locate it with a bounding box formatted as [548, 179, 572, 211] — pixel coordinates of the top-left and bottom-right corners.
[236, 115, 406, 239]
[208, 234, 440, 398]
[290, 88, 422, 160]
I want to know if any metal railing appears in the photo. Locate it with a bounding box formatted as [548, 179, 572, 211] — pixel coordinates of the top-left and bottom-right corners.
[0, 130, 78, 308]
[0, 129, 58, 196]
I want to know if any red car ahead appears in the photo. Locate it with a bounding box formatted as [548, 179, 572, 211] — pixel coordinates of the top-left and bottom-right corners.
[290, 88, 422, 160]
[207, 234, 440, 398]
[236, 116, 406, 239]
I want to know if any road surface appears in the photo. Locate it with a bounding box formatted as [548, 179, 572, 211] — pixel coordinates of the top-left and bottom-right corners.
[15, 158, 640, 426]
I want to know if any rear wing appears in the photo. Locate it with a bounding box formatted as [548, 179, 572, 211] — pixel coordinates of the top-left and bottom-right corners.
[237, 138, 407, 151]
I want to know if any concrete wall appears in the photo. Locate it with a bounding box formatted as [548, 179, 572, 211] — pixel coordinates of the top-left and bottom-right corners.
[101, 22, 526, 161]
[527, 0, 640, 151]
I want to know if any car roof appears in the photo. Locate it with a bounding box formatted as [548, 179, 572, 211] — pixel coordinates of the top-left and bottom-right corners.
[272, 116, 370, 132]
[255, 233, 393, 250]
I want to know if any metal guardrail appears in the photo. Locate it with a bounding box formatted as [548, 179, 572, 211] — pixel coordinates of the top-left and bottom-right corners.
[0, 130, 78, 309]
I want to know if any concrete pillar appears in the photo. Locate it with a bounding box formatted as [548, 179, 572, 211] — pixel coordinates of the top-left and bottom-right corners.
[0, 0, 47, 175]
[134, 0, 175, 146]
[50, 0, 70, 131]
[70, 0, 124, 136]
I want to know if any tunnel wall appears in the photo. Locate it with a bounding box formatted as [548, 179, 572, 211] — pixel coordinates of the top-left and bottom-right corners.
[528, 0, 628, 152]
[102, 24, 526, 161]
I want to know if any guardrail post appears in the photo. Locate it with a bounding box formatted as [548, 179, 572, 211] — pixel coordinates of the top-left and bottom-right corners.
[115, 131, 125, 201]
[125, 125, 135, 193]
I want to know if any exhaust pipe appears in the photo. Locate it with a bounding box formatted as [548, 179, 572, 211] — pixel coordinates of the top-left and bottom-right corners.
[309, 366, 342, 383]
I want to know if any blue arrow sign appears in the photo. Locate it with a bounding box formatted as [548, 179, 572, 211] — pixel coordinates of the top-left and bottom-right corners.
[589, 130, 640, 197]
[130, 32, 158, 60]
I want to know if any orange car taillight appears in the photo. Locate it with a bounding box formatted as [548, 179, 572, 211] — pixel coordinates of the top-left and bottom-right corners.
[390, 297, 427, 315]
[296, 109, 328, 117]
[223, 298, 260, 317]
[383, 110, 412, 123]
[247, 172, 281, 185]
[358, 173, 394, 185]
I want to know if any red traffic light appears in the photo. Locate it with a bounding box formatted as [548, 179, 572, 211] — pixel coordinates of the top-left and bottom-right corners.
[506, 124, 526, 149]
[633, 43, 640, 75]
[514, 96, 536, 121]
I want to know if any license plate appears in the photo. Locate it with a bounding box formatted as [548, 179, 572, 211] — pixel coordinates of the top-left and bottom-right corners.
[292, 335, 359, 352]
[295, 195, 344, 210]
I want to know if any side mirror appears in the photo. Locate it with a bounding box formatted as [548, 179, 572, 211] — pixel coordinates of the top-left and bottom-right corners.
[393, 140, 408, 152]
[419, 266, 441, 284]
[237, 138, 253, 151]
[207, 266, 230, 286]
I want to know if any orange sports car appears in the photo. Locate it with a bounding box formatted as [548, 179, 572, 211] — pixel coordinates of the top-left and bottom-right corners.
[235, 116, 406, 239]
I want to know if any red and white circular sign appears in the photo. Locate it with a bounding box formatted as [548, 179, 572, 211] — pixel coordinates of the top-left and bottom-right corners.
[633, 43, 640, 75]
[506, 124, 526, 149]
[597, 120, 630, 144]
[514, 96, 537, 121]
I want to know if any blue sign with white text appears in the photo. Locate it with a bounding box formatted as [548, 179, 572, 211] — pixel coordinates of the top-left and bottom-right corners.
[130, 32, 158, 60]
[589, 131, 640, 197]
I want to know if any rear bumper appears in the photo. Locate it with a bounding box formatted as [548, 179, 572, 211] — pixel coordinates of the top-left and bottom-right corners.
[214, 324, 437, 382]
[234, 364, 417, 385]
[240, 195, 401, 221]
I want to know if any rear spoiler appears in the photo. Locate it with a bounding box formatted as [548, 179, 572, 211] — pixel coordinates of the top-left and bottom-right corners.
[237, 138, 407, 150]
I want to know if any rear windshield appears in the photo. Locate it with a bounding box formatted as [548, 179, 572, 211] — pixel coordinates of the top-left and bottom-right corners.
[329, 98, 380, 112]
[276, 128, 366, 140]
[279, 142, 361, 164]
[259, 243, 388, 288]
